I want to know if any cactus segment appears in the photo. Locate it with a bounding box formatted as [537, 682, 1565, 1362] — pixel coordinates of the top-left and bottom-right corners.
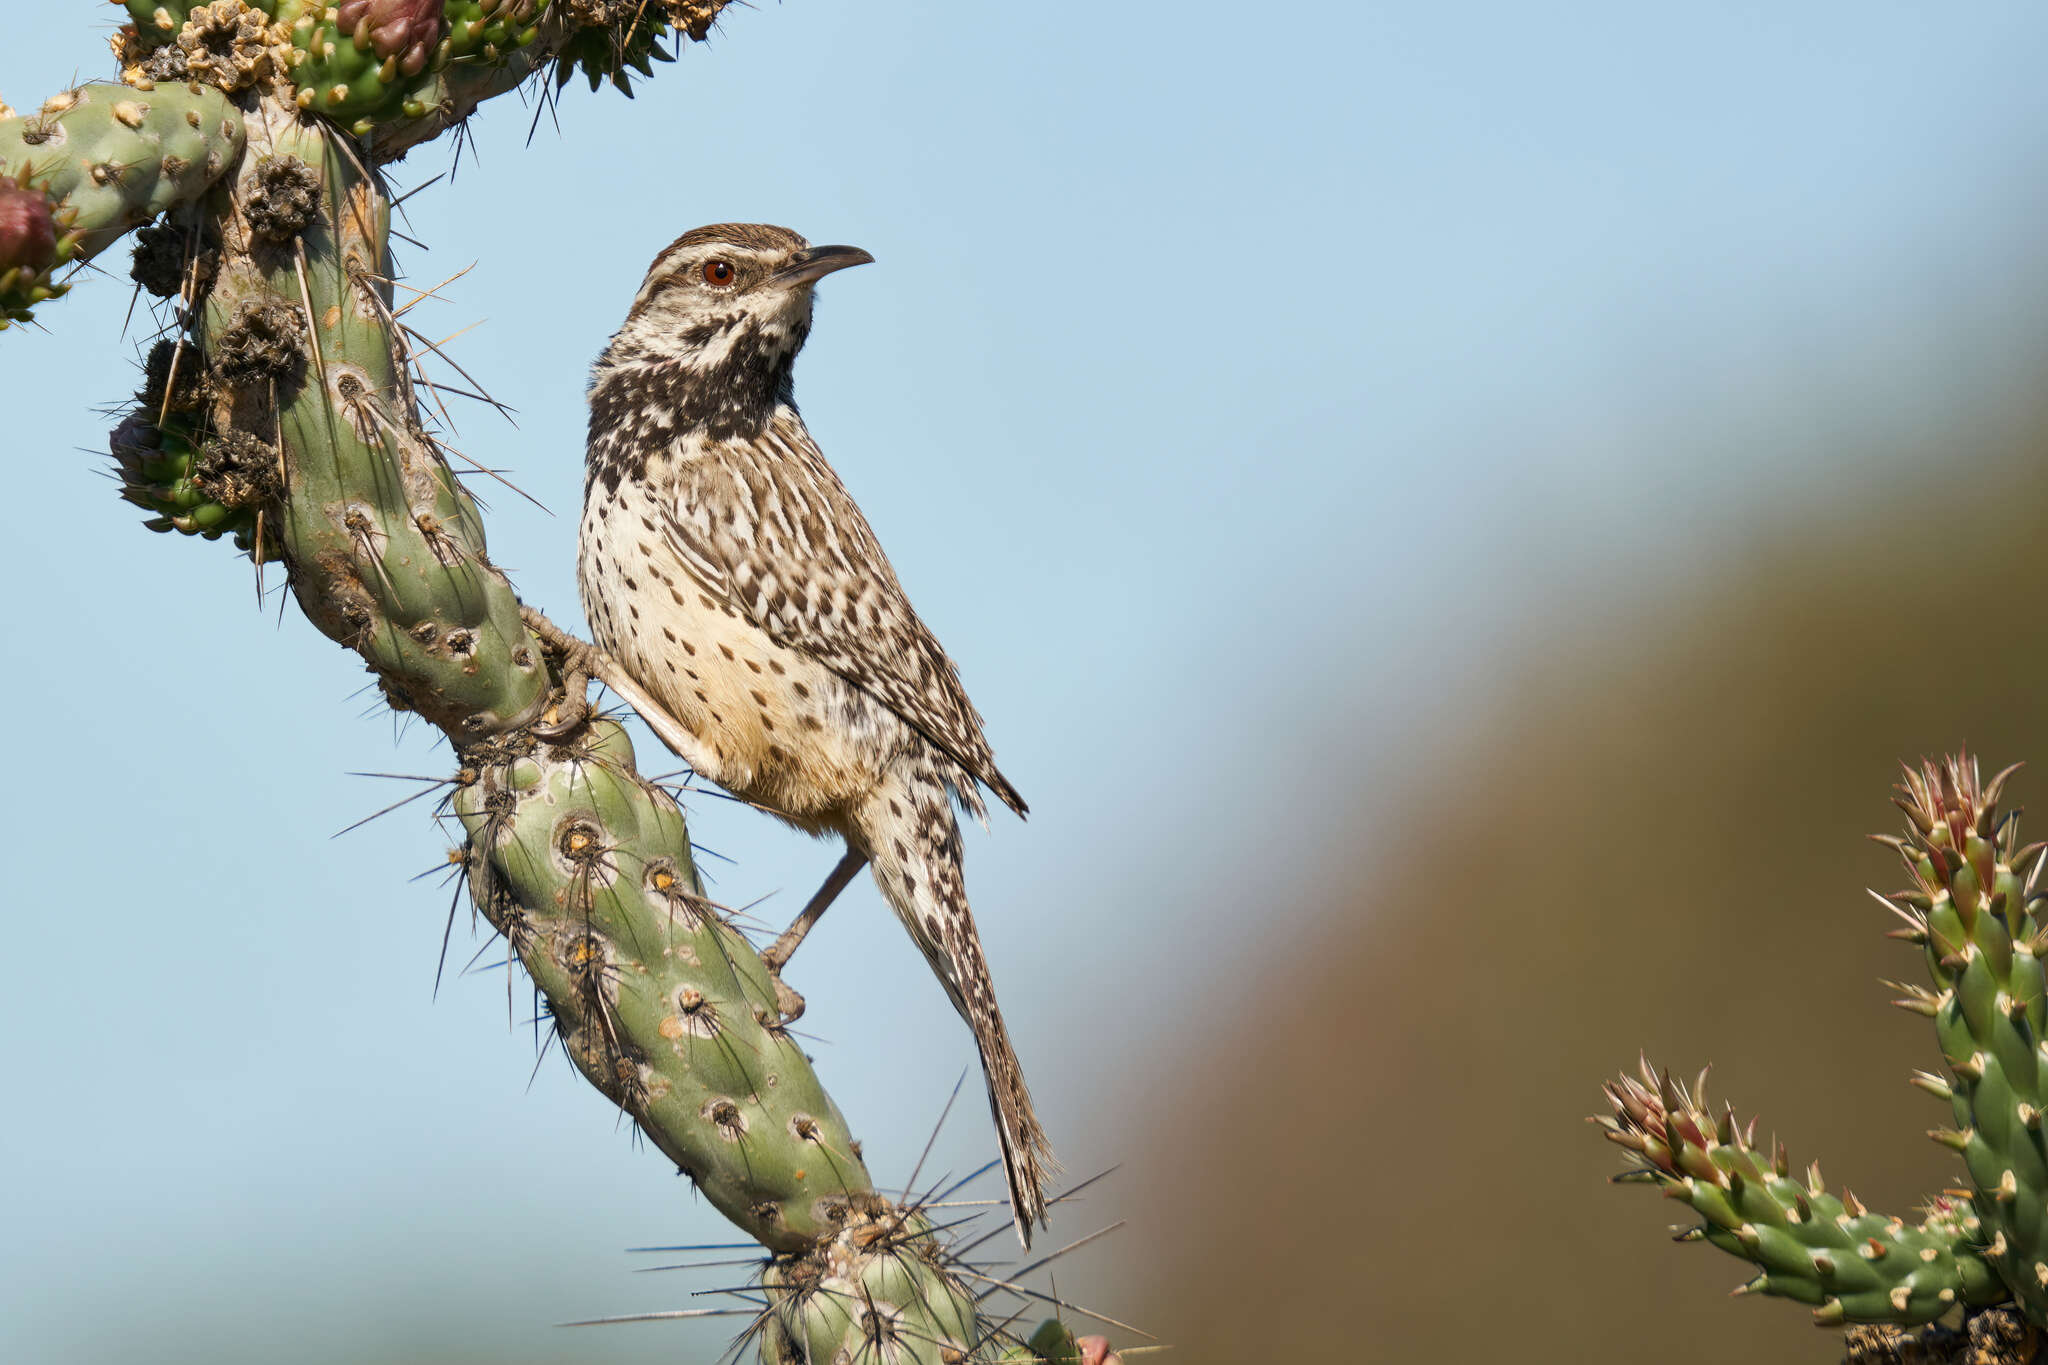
[757, 1211, 980, 1363]
[0, 82, 246, 326]
[183, 113, 549, 733]
[1597, 1060, 2006, 1324]
[1886, 756, 2048, 1321]
[455, 718, 879, 1251]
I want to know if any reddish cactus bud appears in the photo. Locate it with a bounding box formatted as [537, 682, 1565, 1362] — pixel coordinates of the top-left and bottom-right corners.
[0, 179, 58, 274]
[336, 0, 443, 77]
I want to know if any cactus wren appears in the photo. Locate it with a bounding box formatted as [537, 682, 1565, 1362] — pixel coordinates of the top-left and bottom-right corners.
[578, 223, 1053, 1244]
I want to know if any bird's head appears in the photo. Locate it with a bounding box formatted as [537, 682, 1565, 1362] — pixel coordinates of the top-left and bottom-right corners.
[601, 222, 874, 375]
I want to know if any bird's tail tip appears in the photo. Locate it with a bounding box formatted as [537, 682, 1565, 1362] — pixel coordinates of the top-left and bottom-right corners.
[996, 1109, 1059, 1249]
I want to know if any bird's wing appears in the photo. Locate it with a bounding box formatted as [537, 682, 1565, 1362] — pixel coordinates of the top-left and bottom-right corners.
[659, 411, 1026, 816]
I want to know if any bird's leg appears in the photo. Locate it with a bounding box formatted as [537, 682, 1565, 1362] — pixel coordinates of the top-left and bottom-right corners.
[520, 605, 598, 739]
[760, 849, 869, 1022]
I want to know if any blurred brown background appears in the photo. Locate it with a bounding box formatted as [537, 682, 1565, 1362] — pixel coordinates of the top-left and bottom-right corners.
[1108, 385, 2048, 1361]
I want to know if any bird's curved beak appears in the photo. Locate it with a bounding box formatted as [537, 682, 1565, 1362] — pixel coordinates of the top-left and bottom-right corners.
[773, 244, 874, 287]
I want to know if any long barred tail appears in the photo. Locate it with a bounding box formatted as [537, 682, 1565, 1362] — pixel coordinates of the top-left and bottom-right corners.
[862, 776, 1057, 1247]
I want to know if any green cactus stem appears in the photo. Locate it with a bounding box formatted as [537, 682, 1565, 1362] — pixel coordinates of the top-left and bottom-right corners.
[454, 716, 879, 1250]
[1596, 1059, 2006, 1325]
[757, 1210, 979, 1363]
[185, 101, 548, 736]
[1882, 756, 2048, 1320]
[0, 81, 246, 325]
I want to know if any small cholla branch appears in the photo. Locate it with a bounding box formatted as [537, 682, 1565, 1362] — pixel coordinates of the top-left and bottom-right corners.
[1596, 1059, 2004, 1325]
[0, 82, 246, 325]
[1598, 755, 2048, 1358]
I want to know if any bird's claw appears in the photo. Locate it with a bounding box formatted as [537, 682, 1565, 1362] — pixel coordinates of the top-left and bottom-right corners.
[761, 958, 807, 1024]
[521, 605, 598, 740]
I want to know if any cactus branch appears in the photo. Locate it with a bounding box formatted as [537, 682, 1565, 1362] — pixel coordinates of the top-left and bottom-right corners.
[1597, 1058, 2006, 1325]
[0, 81, 246, 325]
[1600, 755, 2048, 1355]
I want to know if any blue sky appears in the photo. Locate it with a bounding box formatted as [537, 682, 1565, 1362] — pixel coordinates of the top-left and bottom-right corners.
[10, 3, 2048, 1360]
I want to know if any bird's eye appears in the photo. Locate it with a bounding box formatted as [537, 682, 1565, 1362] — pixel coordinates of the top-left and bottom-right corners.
[702, 260, 736, 286]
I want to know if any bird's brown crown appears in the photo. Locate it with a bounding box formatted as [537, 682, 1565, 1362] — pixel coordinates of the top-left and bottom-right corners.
[646, 223, 809, 279]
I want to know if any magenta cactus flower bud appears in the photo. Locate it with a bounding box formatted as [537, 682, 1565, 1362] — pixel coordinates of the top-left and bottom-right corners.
[0, 179, 57, 274]
[336, 0, 443, 77]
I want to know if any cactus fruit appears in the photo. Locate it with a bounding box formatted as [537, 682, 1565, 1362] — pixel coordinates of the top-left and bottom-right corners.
[129, 216, 217, 297]
[287, 0, 546, 134]
[241, 154, 320, 242]
[0, 174, 59, 271]
[335, 0, 444, 78]
[0, 170, 71, 323]
[1597, 1059, 2005, 1324]
[0, 82, 245, 325]
[110, 409, 281, 555]
[175, 0, 295, 92]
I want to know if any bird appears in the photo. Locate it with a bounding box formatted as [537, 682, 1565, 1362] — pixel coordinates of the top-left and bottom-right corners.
[576, 222, 1054, 1245]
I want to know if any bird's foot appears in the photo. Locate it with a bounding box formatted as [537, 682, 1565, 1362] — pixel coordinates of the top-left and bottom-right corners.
[762, 960, 807, 1024]
[521, 605, 598, 740]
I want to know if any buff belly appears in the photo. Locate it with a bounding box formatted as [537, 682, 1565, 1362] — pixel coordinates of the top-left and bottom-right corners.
[578, 486, 880, 833]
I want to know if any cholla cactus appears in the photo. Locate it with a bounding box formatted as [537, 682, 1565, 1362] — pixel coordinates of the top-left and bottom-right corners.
[10, 7, 1122, 1362]
[1599, 754, 2048, 1357]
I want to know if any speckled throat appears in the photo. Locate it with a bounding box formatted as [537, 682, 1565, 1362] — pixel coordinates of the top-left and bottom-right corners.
[584, 315, 808, 495]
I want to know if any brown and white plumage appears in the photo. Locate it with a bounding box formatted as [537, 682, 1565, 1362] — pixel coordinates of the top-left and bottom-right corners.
[578, 223, 1052, 1244]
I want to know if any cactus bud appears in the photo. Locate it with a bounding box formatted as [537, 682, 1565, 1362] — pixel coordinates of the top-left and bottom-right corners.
[0, 177, 57, 273]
